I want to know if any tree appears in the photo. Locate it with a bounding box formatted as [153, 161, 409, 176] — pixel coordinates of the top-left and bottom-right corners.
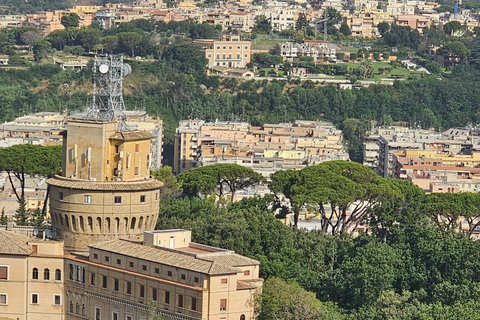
[147, 300, 162, 320]
[65, 45, 85, 56]
[61, 13, 80, 29]
[339, 23, 351, 36]
[254, 15, 272, 34]
[178, 164, 264, 202]
[32, 38, 51, 61]
[15, 196, 29, 226]
[358, 59, 374, 78]
[437, 41, 471, 66]
[20, 30, 40, 52]
[48, 29, 68, 51]
[377, 22, 390, 37]
[102, 35, 119, 54]
[425, 61, 442, 74]
[151, 166, 182, 199]
[77, 27, 100, 52]
[443, 21, 462, 36]
[258, 277, 326, 320]
[118, 32, 143, 57]
[30, 207, 45, 227]
[296, 13, 309, 32]
[0, 207, 6, 225]
[0, 144, 62, 203]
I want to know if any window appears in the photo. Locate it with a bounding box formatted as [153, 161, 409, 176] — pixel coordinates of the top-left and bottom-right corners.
[55, 269, 61, 281]
[114, 278, 119, 291]
[84, 195, 92, 203]
[126, 281, 132, 295]
[129, 262, 134, 268]
[112, 312, 118, 320]
[194, 277, 199, 283]
[32, 267, 39, 280]
[59, 192, 63, 200]
[240, 315, 246, 320]
[93, 253, 98, 259]
[167, 271, 172, 277]
[142, 265, 147, 271]
[178, 294, 183, 308]
[139, 284, 145, 298]
[114, 196, 122, 204]
[125, 315, 132, 320]
[32, 293, 39, 304]
[70, 301, 74, 313]
[154, 268, 159, 274]
[229, 46, 232, 50]
[115, 145, 119, 154]
[221, 278, 227, 284]
[76, 303, 79, 314]
[0, 266, 8, 280]
[0, 294, 7, 305]
[135, 144, 139, 152]
[134, 167, 139, 175]
[244, 270, 250, 276]
[220, 299, 227, 311]
[191, 297, 197, 311]
[181, 274, 186, 280]
[102, 275, 107, 289]
[152, 288, 157, 301]
[82, 304, 86, 316]
[140, 195, 146, 203]
[91, 273, 95, 285]
[245, 46, 248, 49]
[165, 291, 170, 304]
[105, 256, 110, 262]
[116, 259, 121, 265]
[54, 294, 61, 305]
[44, 268, 50, 281]
[95, 307, 101, 320]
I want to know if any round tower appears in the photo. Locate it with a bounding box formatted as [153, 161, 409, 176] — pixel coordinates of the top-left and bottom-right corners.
[47, 119, 162, 252]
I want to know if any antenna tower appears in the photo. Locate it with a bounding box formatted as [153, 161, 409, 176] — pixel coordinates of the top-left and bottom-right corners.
[87, 55, 132, 130]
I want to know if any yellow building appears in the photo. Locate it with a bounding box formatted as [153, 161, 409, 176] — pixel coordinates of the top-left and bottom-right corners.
[194, 35, 251, 68]
[47, 118, 163, 253]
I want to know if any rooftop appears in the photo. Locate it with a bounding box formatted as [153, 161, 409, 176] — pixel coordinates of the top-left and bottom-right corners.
[0, 229, 33, 255]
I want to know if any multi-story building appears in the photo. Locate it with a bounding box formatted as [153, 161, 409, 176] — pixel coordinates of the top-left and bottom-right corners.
[364, 126, 480, 178]
[194, 35, 251, 68]
[394, 14, 431, 33]
[174, 120, 348, 176]
[276, 41, 342, 61]
[0, 228, 65, 320]
[344, 9, 394, 37]
[65, 229, 261, 320]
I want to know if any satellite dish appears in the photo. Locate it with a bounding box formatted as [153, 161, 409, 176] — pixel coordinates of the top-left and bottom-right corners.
[99, 64, 109, 74]
[123, 63, 132, 77]
[45, 229, 52, 239]
[33, 228, 39, 236]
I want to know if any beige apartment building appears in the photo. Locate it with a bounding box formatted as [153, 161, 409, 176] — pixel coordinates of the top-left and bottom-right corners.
[0, 229, 65, 320]
[174, 120, 348, 175]
[194, 35, 251, 68]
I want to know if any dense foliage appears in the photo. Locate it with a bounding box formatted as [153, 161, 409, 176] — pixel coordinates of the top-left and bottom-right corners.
[157, 162, 480, 319]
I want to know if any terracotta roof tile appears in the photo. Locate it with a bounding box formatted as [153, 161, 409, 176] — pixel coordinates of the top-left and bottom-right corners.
[46, 176, 163, 191]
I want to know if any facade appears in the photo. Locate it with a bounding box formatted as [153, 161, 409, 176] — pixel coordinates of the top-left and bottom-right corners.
[65, 229, 262, 320]
[0, 229, 65, 320]
[47, 118, 163, 253]
[174, 119, 348, 176]
[276, 41, 342, 61]
[394, 14, 431, 33]
[194, 35, 251, 69]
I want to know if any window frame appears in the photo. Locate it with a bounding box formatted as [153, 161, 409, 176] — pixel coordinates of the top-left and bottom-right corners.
[84, 195, 92, 204]
[53, 294, 61, 306]
[0, 293, 7, 305]
[31, 293, 39, 304]
[114, 196, 122, 204]
[0, 266, 8, 280]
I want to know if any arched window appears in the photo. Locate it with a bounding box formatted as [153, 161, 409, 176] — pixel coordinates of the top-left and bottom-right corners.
[114, 217, 120, 234]
[105, 217, 111, 233]
[59, 213, 64, 226]
[79, 216, 85, 232]
[76, 302, 79, 314]
[32, 268, 38, 280]
[96, 217, 102, 233]
[139, 216, 144, 231]
[65, 214, 69, 228]
[123, 217, 128, 233]
[71, 215, 77, 231]
[69, 301, 73, 313]
[44, 268, 50, 280]
[240, 315, 245, 320]
[130, 217, 136, 230]
[82, 304, 86, 316]
[145, 216, 150, 229]
[87, 216, 93, 233]
[55, 269, 61, 281]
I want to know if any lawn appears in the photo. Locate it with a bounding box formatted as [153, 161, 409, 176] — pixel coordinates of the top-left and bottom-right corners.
[252, 39, 289, 51]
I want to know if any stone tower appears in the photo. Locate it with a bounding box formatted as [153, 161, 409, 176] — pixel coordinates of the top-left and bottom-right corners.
[47, 118, 163, 253]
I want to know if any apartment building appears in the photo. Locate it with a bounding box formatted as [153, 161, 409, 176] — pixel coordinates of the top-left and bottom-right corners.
[174, 120, 348, 176]
[276, 41, 342, 61]
[364, 126, 480, 178]
[344, 9, 394, 37]
[394, 14, 431, 33]
[65, 229, 261, 320]
[0, 229, 65, 320]
[194, 35, 251, 68]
